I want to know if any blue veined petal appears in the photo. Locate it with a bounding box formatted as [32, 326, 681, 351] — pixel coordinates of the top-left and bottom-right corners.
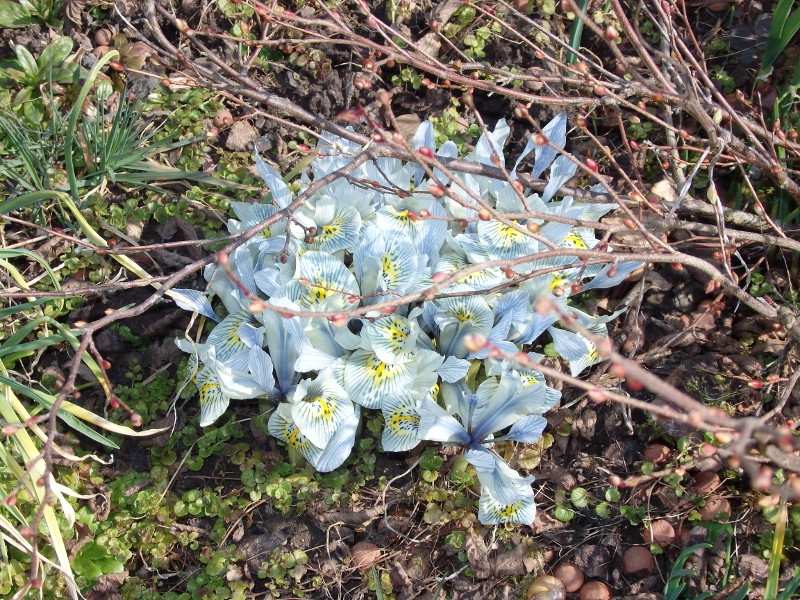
[249, 347, 275, 393]
[297, 319, 350, 370]
[258, 299, 302, 396]
[472, 455, 528, 505]
[416, 202, 448, 267]
[435, 293, 494, 333]
[290, 375, 354, 448]
[471, 119, 510, 166]
[435, 249, 505, 291]
[568, 345, 602, 377]
[437, 356, 471, 383]
[477, 468, 537, 525]
[412, 349, 445, 394]
[286, 251, 360, 311]
[496, 415, 548, 444]
[581, 261, 642, 291]
[549, 327, 590, 361]
[477, 218, 538, 261]
[470, 372, 548, 442]
[511, 134, 536, 180]
[312, 406, 359, 472]
[492, 290, 530, 330]
[416, 394, 470, 444]
[305, 196, 362, 253]
[207, 346, 270, 400]
[377, 231, 423, 295]
[206, 310, 255, 369]
[169, 289, 220, 322]
[533, 113, 567, 178]
[541, 155, 578, 203]
[237, 322, 264, 349]
[381, 392, 422, 452]
[343, 350, 418, 409]
[364, 314, 417, 364]
[268, 403, 323, 465]
[513, 311, 558, 345]
[195, 367, 230, 427]
[255, 150, 292, 208]
[253, 266, 285, 298]
[464, 446, 496, 471]
[562, 227, 597, 251]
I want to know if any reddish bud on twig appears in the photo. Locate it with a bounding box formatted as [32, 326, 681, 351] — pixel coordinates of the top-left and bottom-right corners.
[478, 208, 492, 221]
[552, 285, 564, 296]
[588, 389, 607, 402]
[3, 494, 17, 506]
[431, 271, 448, 283]
[419, 209, 431, 218]
[216, 251, 229, 267]
[462, 92, 474, 107]
[605, 25, 619, 40]
[789, 129, 798, 141]
[534, 49, 545, 59]
[576, 61, 589, 74]
[418, 146, 434, 159]
[571, 283, 581, 294]
[671, 262, 684, 271]
[490, 153, 502, 166]
[585, 158, 599, 173]
[130, 413, 143, 427]
[462, 333, 489, 353]
[336, 108, 363, 122]
[594, 85, 607, 96]
[623, 218, 637, 230]
[769, 164, 783, 176]
[362, 58, 375, 71]
[31, 579, 43, 590]
[533, 133, 548, 146]
[330, 315, 348, 327]
[249, 299, 267, 313]
[700, 443, 717, 457]
[20, 526, 35, 539]
[514, 104, 529, 119]
[354, 76, 372, 90]
[535, 296, 553, 316]
[74, 320, 88, 329]
[429, 185, 444, 198]
[627, 378, 643, 391]
[575, 115, 587, 128]
[347, 295, 359, 304]
[511, 180, 524, 195]
[768, 373, 781, 383]
[505, 268, 516, 279]
[630, 140, 639, 150]
[110, 397, 120, 409]
[748, 380, 763, 389]
[610, 363, 627, 378]
[298, 278, 311, 286]
[371, 132, 385, 143]
[407, 211, 419, 221]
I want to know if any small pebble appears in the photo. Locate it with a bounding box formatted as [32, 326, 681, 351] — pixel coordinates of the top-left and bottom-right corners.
[553, 562, 584, 593]
[622, 547, 654, 574]
[641, 520, 676, 547]
[579, 581, 611, 600]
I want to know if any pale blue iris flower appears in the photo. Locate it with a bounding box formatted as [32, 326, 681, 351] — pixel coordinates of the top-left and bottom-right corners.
[170, 115, 637, 524]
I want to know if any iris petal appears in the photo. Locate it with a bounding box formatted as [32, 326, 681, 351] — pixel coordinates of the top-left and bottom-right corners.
[195, 367, 230, 427]
[344, 350, 418, 409]
[291, 377, 353, 448]
[381, 392, 422, 452]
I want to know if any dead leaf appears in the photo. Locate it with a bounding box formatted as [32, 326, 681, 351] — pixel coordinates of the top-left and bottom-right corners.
[465, 533, 491, 579]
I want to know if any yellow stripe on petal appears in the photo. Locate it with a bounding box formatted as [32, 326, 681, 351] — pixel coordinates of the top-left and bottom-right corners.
[344, 350, 418, 409]
[195, 367, 230, 427]
[291, 381, 353, 448]
[268, 406, 323, 465]
[381, 392, 421, 452]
